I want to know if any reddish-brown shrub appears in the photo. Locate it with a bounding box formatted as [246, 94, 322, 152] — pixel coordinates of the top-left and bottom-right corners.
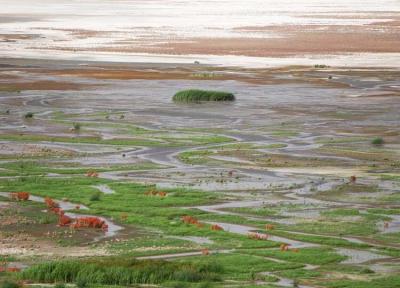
[73, 217, 108, 231]
[265, 224, 275, 230]
[181, 215, 199, 225]
[86, 170, 99, 178]
[211, 224, 224, 231]
[58, 215, 73, 226]
[6, 267, 21, 272]
[248, 233, 268, 240]
[10, 192, 30, 201]
[280, 243, 290, 251]
[45, 197, 59, 209]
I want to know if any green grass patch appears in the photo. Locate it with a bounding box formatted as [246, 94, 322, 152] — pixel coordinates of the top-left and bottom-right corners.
[241, 247, 346, 265]
[180, 253, 303, 281]
[326, 275, 400, 288]
[371, 137, 384, 146]
[0, 161, 165, 177]
[269, 230, 370, 249]
[20, 257, 223, 285]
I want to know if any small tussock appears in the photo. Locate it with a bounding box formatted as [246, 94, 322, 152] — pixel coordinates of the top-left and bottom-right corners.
[173, 89, 235, 102]
[24, 112, 34, 119]
[89, 191, 101, 201]
[371, 137, 384, 146]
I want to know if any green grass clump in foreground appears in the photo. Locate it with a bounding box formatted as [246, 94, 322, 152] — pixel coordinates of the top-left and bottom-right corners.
[20, 258, 223, 285]
[173, 89, 235, 102]
[1, 281, 21, 288]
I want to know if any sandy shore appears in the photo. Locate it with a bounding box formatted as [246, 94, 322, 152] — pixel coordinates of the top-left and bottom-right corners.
[0, 0, 399, 67]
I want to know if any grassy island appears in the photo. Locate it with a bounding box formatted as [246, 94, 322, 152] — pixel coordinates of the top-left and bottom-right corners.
[173, 89, 235, 102]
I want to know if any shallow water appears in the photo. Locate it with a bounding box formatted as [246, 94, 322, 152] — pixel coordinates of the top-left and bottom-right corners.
[92, 184, 115, 195]
[336, 248, 388, 264]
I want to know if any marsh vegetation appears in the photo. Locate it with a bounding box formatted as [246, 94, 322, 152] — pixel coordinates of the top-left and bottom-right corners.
[173, 89, 235, 102]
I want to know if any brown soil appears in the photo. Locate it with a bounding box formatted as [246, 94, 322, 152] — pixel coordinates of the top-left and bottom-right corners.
[30, 66, 349, 89]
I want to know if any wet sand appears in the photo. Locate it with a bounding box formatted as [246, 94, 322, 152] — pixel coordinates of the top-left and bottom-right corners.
[0, 0, 399, 67]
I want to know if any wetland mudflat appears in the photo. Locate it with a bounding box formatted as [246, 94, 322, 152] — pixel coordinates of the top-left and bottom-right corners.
[1, 59, 399, 287]
[0, 1, 400, 287]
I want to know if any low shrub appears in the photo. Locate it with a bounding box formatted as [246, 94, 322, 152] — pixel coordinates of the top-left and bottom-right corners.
[314, 64, 330, 68]
[73, 122, 81, 131]
[89, 191, 101, 201]
[371, 137, 384, 146]
[24, 112, 34, 119]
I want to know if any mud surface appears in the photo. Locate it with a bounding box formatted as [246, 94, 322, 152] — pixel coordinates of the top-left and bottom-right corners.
[0, 58, 399, 286]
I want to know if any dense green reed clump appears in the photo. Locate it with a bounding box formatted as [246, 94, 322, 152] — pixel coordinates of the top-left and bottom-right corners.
[20, 258, 223, 286]
[1, 281, 21, 288]
[371, 137, 384, 146]
[173, 89, 235, 102]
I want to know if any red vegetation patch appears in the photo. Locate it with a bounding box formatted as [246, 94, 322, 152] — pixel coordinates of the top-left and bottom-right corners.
[181, 215, 200, 225]
[0, 266, 21, 272]
[145, 189, 168, 197]
[58, 215, 73, 226]
[86, 170, 99, 178]
[211, 224, 224, 231]
[44, 196, 108, 232]
[10, 192, 30, 201]
[45, 197, 59, 209]
[265, 224, 275, 230]
[73, 217, 108, 231]
[248, 232, 269, 240]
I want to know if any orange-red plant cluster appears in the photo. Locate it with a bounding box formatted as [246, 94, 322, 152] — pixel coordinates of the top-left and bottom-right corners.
[44, 196, 108, 232]
[10, 192, 30, 201]
[180, 216, 223, 231]
[58, 215, 73, 226]
[0, 266, 21, 272]
[279, 243, 299, 252]
[45, 197, 59, 209]
[145, 189, 167, 197]
[181, 215, 203, 228]
[86, 170, 99, 178]
[248, 232, 269, 240]
[211, 224, 224, 231]
[265, 224, 275, 230]
[72, 217, 108, 231]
